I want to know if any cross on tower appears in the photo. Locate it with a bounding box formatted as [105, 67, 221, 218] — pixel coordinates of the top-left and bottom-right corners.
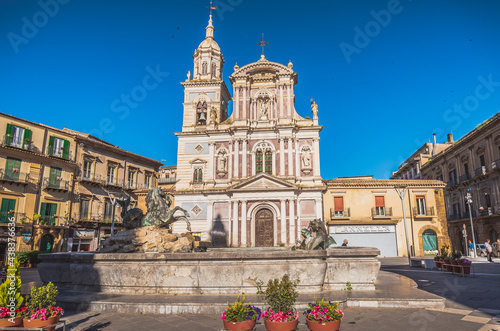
[207, 0, 216, 16]
[257, 34, 269, 55]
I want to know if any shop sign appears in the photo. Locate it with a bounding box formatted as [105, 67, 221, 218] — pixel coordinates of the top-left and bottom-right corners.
[74, 229, 95, 238]
[335, 225, 394, 233]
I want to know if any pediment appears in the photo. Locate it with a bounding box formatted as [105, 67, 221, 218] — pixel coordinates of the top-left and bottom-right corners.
[230, 173, 297, 191]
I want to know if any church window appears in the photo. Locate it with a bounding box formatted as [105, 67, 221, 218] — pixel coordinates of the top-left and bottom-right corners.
[202, 62, 208, 75]
[193, 168, 203, 183]
[196, 101, 207, 126]
[256, 150, 263, 173]
[211, 63, 217, 77]
[265, 150, 272, 174]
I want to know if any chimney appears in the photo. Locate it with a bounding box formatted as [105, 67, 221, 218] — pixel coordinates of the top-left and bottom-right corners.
[447, 132, 454, 143]
[432, 133, 437, 156]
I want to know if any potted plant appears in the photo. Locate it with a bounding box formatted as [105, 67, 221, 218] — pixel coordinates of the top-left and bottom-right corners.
[221, 293, 261, 331]
[434, 245, 449, 269]
[304, 297, 344, 331]
[256, 274, 300, 331]
[0, 258, 24, 327]
[22, 282, 64, 331]
[459, 259, 472, 274]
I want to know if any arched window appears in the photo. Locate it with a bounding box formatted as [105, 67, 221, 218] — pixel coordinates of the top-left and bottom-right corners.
[265, 150, 272, 174]
[211, 63, 217, 77]
[196, 101, 207, 126]
[202, 62, 208, 75]
[40, 234, 54, 253]
[256, 150, 263, 173]
[422, 229, 438, 254]
[193, 168, 203, 183]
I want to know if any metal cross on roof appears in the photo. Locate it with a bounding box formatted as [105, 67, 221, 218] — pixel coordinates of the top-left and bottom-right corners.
[257, 34, 269, 55]
[207, 0, 216, 16]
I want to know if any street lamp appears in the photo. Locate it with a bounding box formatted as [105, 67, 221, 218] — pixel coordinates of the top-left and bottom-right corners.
[465, 192, 477, 258]
[395, 185, 412, 266]
[106, 191, 122, 238]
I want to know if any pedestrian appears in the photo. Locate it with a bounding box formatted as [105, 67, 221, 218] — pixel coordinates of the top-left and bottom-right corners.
[342, 239, 348, 247]
[485, 239, 494, 262]
[494, 239, 500, 258]
[468, 240, 473, 256]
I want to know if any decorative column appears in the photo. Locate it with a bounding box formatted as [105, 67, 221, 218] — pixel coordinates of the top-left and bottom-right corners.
[233, 200, 239, 246]
[289, 198, 295, 243]
[242, 139, 248, 178]
[207, 201, 214, 241]
[272, 148, 276, 176]
[279, 85, 284, 118]
[295, 139, 300, 177]
[234, 139, 239, 178]
[208, 142, 215, 181]
[243, 86, 247, 119]
[287, 84, 291, 117]
[252, 151, 256, 176]
[228, 141, 233, 179]
[279, 138, 285, 176]
[313, 138, 321, 177]
[234, 87, 240, 119]
[287, 138, 293, 176]
[280, 199, 286, 244]
[241, 200, 247, 246]
[228, 200, 232, 246]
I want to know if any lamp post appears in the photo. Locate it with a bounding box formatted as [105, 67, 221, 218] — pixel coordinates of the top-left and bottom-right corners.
[395, 185, 412, 266]
[106, 191, 121, 238]
[465, 192, 477, 258]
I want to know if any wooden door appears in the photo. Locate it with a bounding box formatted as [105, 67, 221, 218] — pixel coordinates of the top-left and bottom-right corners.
[255, 209, 273, 247]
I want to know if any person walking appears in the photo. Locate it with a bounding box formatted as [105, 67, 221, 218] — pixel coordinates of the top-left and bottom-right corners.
[485, 239, 494, 262]
[341, 239, 348, 247]
[468, 240, 473, 257]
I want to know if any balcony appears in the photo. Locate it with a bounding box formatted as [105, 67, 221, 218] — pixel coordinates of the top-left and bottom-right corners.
[125, 182, 137, 190]
[413, 207, 435, 217]
[474, 166, 487, 177]
[38, 215, 56, 225]
[491, 159, 500, 171]
[371, 207, 392, 218]
[446, 179, 457, 188]
[134, 183, 152, 190]
[0, 168, 30, 185]
[47, 147, 74, 162]
[159, 177, 177, 183]
[78, 213, 122, 224]
[447, 213, 462, 222]
[458, 173, 471, 183]
[462, 210, 477, 219]
[104, 178, 124, 189]
[330, 208, 350, 219]
[78, 174, 102, 185]
[1, 134, 40, 153]
[478, 207, 495, 217]
[0, 212, 27, 224]
[43, 177, 70, 191]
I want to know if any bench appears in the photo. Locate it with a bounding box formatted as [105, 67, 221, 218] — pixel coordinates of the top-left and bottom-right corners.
[410, 258, 435, 269]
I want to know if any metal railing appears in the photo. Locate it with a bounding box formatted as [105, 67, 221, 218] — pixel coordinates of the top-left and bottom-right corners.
[458, 173, 471, 183]
[474, 166, 487, 177]
[371, 207, 392, 217]
[446, 179, 457, 188]
[0, 168, 30, 183]
[159, 177, 177, 183]
[491, 159, 500, 171]
[38, 215, 56, 225]
[104, 178, 124, 188]
[1, 134, 41, 153]
[413, 206, 435, 216]
[447, 213, 461, 222]
[77, 213, 122, 223]
[478, 207, 495, 217]
[0, 212, 27, 224]
[78, 174, 102, 184]
[47, 147, 74, 162]
[330, 208, 350, 218]
[43, 177, 70, 190]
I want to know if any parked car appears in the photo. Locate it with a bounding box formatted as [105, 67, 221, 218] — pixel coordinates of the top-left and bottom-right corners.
[476, 244, 487, 257]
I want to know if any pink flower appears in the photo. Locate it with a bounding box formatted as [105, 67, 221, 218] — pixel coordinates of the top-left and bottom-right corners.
[40, 308, 47, 314]
[323, 307, 328, 313]
[0, 312, 5, 318]
[221, 312, 226, 320]
[263, 311, 268, 317]
[339, 310, 344, 318]
[326, 314, 331, 320]
[40, 314, 46, 321]
[52, 312, 57, 317]
[30, 314, 37, 320]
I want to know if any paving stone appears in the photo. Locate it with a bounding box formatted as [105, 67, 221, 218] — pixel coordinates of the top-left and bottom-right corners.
[461, 315, 493, 324]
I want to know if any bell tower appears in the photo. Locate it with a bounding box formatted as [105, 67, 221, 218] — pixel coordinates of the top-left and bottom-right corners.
[180, 14, 231, 132]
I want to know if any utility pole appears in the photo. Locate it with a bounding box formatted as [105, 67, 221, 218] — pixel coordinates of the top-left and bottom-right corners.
[465, 191, 476, 258]
[395, 185, 412, 266]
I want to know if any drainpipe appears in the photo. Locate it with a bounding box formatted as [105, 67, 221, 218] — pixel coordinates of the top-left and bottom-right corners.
[432, 133, 437, 156]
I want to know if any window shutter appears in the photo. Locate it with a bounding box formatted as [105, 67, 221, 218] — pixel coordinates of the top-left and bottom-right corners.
[334, 197, 344, 212]
[375, 196, 385, 207]
[62, 139, 70, 159]
[49, 203, 57, 225]
[23, 129, 32, 145]
[40, 203, 47, 216]
[5, 158, 14, 173]
[48, 136, 55, 156]
[5, 124, 13, 145]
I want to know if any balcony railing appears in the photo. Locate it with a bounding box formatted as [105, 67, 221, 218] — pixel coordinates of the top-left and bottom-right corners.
[447, 213, 461, 222]
[478, 207, 495, 217]
[371, 207, 392, 217]
[78, 174, 102, 184]
[125, 182, 136, 190]
[104, 178, 124, 188]
[135, 183, 152, 190]
[78, 213, 122, 223]
[46, 148, 74, 162]
[43, 177, 70, 191]
[458, 173, 471, 183]
[0, 168, 30, 184]
[0, 212, 27, 224]
[491, 159, 500, 171]
[159, 177, 177, 183]
[38, 215, 56, 225]
[446, 179, 457, 188]
[1, 134, 41, 153]
[462, 210, 477, 219]
[474, 166, 487, 177]
[330, 208, 350, 219]
[413, 207, 435, 217]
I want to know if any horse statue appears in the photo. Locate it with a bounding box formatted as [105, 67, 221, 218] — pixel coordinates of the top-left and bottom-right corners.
[117, 188, 191, 231]
[293, 219, 336, 250]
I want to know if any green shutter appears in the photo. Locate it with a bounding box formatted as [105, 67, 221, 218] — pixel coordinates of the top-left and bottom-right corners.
[39, 202, 47, 224]
[62, 139, 69, 159]
[47, 136, 55, 156]
[49, 167, 61, 188]
[0, 198, 16, 223]
[23, 129, 32, 147]
[49, 203, 57, 225]
[5, 124, 13, 145]
[5, 158, 21, 181]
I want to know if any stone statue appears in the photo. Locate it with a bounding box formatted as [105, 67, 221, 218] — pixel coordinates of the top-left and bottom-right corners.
[259, 97, 269, 118]
[187, 70, 191, 80]
[293, 219, 336, 250]
[301, 149, 311, 168]
[310, 98, 318, 119]
[117, 188, 191, 231]
[209, 107, 217, 125]
[217, 152, 227, 172]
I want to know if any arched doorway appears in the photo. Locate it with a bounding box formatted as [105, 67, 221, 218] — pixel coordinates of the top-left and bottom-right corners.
[255, 208, 274, 247]
[422, 229, 438, 254]
[40, 234, 54, 253]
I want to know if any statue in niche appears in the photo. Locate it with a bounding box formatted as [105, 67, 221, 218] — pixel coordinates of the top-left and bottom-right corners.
[310, 98, 318, 119]
[259, 96, 270, 119]
[209, 107, 217, 125]
[217, 151, 227, 174]
[302, 148, 312, 168]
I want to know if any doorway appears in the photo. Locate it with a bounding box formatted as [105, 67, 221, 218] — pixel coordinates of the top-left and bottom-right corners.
[255, 208, 274, 247]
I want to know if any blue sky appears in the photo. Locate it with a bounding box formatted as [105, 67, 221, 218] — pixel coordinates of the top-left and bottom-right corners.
[1, 0, 500, 179]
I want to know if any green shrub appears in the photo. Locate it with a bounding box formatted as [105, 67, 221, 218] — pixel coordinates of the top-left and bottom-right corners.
[26, 251, 42, 264]
[256, 274, 299, 313]
[25, 282, 58, 311]
[0, 258, 24, 310]
[14, 252, 28, 264]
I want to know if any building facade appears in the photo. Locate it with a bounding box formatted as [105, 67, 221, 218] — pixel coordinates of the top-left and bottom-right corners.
[0, 112, 162, 260]
[173, 15, 324, 246]
[324, 177, 450, 257]
[419, 113, 500, 253]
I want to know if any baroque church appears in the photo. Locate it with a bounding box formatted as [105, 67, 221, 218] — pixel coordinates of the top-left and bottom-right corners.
[172, 14, 324, 247]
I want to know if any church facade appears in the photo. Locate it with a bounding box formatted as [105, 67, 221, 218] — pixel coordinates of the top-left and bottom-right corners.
[172, 15, 324, 247]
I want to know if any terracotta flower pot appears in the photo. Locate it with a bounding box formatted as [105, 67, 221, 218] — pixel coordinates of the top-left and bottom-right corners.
[452, 265, 461, 273]
[0, 316, 23, 327]
[306, 318, 341, 331]
[23, 315, 60, 331]
[264, 318, 298, 331]
[223, 319, 256, 331]
[462, 265, 471, 274]
[444, 263, 453, 272]
[434, 260, 442, 268]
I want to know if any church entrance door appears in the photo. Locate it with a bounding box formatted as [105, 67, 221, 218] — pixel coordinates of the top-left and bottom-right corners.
[255, 208, 274, 247]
